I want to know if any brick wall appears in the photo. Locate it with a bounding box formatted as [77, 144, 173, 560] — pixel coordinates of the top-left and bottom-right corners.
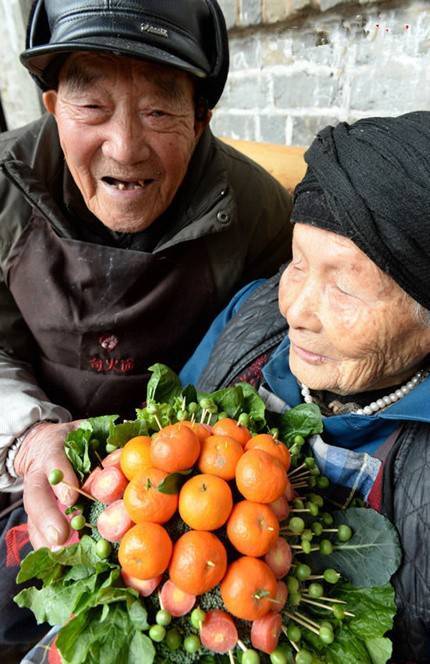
[214, 0, 430, 146]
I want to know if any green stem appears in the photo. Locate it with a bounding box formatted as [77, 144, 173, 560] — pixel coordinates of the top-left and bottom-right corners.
[283, 610, 320, 636]
[302, 594, 346, 604]
[281, 627, 299, 652]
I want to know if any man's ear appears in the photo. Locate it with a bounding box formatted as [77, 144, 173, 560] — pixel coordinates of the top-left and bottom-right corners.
[42, 90, 58, 115]
[194, 108, 212, 142]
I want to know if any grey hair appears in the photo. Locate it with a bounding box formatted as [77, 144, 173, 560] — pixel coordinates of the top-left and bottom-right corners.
[412, 300, 430, 327]
[406, 294, 430, 327]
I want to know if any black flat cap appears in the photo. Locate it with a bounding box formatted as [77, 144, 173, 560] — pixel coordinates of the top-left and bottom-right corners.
[20, 0, 229, 108]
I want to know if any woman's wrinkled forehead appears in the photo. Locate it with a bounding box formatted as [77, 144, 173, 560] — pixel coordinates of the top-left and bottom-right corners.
[292, 223, 396, 300]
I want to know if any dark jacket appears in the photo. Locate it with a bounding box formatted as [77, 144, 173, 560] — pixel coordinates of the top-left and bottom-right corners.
[0, 115, 292, 470]
[197, 274, 430, 664]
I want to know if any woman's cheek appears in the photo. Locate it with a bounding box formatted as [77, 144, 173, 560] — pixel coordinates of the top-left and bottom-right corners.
[325, 291, 366, 331]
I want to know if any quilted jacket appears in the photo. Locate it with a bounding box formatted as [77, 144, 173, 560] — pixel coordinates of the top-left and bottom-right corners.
[197, 274, 430, 664]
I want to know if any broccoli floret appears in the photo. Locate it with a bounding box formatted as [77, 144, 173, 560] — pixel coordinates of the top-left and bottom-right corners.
[164, 511, 190, 541]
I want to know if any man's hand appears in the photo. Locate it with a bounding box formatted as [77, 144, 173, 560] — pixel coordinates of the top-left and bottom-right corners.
[14, 421, 83, 549]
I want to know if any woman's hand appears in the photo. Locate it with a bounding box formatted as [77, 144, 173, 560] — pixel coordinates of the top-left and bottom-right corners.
[14, 421, 82, 549]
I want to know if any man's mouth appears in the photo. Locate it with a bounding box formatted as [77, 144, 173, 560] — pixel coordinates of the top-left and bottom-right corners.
[101, 176, 153, 191]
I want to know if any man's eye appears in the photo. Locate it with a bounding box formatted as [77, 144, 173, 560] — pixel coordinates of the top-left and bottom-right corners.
[149, 110, 166, 118]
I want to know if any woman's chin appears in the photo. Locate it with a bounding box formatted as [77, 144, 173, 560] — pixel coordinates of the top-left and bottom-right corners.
[290, 354, 338, 392]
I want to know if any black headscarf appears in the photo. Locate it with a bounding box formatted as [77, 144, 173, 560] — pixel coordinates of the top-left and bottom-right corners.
[291, 112, 430, 310]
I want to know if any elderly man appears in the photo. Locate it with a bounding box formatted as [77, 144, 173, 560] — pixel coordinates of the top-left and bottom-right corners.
[0, 0, 292, 650]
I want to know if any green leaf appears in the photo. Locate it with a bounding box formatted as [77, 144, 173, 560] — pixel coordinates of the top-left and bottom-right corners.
[16, 547, 63, 585]
[87, 415, 120, 440]
[365, 637, 393, 664]
[15, 573, 99, 625]
[157, 469, 192, 494]
[337, 583, 396, 640]
[128, 631, 155, 663]
[279, 402, 323, 444]
[146, 363, 182, 403]
[238, 382, 267, 429]
[199, 385, 244, 419]
[106, 420, 148, 448]
[181, 384, 198, 405]
[64, 427, 93, 481]
[308, 508, 401, 587]
[57, 605, 136, 664]
[325, 625, 372, 664]
[128, 600, 149, 631]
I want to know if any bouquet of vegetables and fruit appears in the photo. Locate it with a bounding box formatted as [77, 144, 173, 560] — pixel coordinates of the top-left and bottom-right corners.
[15, 364, 401, 664]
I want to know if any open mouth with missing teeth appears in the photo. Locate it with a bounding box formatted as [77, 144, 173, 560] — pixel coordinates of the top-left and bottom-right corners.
[102, 176, 153, 191]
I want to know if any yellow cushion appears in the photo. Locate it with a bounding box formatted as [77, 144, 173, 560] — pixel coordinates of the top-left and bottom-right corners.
[221, 137, 306, 193]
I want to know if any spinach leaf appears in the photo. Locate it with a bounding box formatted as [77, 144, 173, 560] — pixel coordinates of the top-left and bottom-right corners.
[337, 583, 396, 640]
[325, 625, 372, 664]
[87, 415, 120, 440]
[199, 385, 244, 419]
[64, 427, 93, 481]
[238, 382, 267, 429]
[146, 363, 182, 403]
[128, 630, 155, 663]
[365, 637, 393, 664]
[279, 402, 323, 444]
[15, 572, 99, 625]
[157, 469, 192, 494]
[64, 416, 119, 480]
[308, 508, 401, 587]
[106, 420, 148, 448]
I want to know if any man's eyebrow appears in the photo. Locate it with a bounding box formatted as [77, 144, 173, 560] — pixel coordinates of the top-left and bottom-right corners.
[61, 62, 104, 92]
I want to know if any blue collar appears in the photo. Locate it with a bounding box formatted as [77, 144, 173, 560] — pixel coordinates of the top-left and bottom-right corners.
[262, 335, 430, 454]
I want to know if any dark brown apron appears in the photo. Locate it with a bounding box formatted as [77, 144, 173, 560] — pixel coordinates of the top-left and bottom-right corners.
[7, 214, 218, 418]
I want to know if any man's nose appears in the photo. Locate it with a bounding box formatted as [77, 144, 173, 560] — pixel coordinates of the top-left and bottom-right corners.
[284, 280, 321, 332]
[101, 111, 151, 164]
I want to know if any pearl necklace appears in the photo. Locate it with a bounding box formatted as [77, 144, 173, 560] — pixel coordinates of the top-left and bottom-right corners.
[300, 368, 429, 416]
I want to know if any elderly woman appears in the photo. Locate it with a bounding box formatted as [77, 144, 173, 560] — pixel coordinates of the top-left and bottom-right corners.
[180, 111, 430, 663]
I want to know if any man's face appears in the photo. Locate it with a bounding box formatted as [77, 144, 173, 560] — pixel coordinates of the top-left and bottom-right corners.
[43, 53, 207, 232]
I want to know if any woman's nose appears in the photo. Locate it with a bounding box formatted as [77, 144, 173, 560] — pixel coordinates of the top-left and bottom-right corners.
[102, 111, 151, 164]
[282, 280, 321, 332]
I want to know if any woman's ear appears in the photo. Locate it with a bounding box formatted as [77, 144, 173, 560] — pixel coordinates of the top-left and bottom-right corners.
[42, 90, 58, 115]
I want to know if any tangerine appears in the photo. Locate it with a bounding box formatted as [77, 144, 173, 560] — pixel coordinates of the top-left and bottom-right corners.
[220, 556, 278, 621]
[198, 435, 243, 480]
[169, 530, 227, 595]
[227, 500, 279, 557]
[182, 421, 213, 443]
[179, 474, 233, 531]
[212, 418, 251, 446]
[245, 434, 291, 471]
[235, 449, 287, 503]
[151, 423, 200, 473]
[120, 436, 152, 480]
[118, 522, 172, 579]
[123, 467, 178, 524]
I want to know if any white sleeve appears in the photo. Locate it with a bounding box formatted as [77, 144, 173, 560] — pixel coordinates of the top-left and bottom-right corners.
[0, 350, 71, 492]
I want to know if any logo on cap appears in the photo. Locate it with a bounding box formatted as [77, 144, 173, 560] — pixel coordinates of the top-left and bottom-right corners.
[140, 23, 169, 38]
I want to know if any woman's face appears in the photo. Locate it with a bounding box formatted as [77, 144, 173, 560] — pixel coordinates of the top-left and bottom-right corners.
[279, 223, 430, 395]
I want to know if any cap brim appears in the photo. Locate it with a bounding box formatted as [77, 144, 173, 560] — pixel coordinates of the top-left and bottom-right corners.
[20, 35, 209, 85]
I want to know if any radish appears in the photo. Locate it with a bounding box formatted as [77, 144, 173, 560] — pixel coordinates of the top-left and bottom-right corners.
[269, 495, 290, 521]
[121, 570, 161, 597]
[90, 466, 128, 504]
[272, 580, 288, 612]
[96, 500, 133, 542]
[102, 448, 123, 469]
[251, 612, 282, 654]
[81, 466, 103, 494]
[264, 538, 293, 578]
[200, 609, 238, 654]
[160, 579, 196, 617]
